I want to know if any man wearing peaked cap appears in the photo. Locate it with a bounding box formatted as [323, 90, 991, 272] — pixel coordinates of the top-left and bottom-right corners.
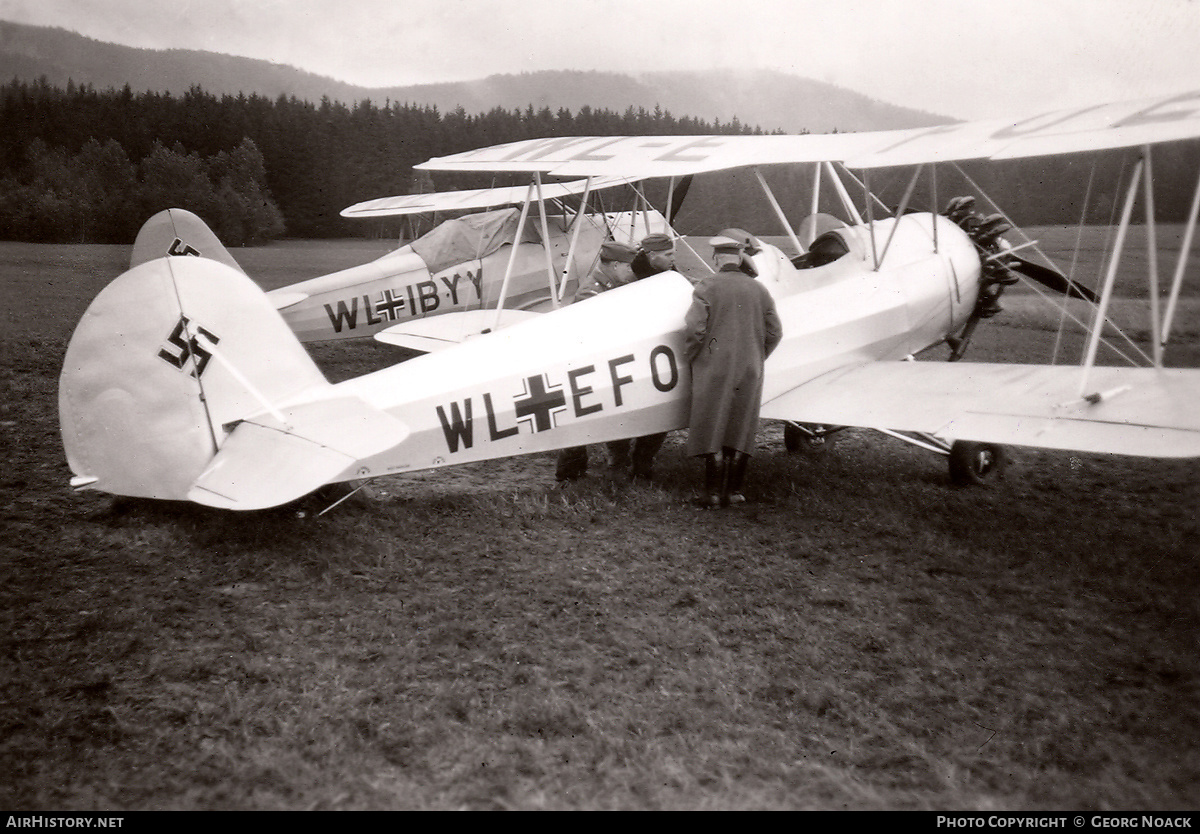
[568, 231, 681, 487]
[716, 228, 760, 276]
[708, 235, 742, 252]
[717, 227, 761, 255]
[582, 231, 676, 483]
[684, 232, 783, 507]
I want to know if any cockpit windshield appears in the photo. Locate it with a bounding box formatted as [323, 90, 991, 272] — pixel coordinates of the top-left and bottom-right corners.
[409, 208, 539, 274]
[792, 231, 850, 269]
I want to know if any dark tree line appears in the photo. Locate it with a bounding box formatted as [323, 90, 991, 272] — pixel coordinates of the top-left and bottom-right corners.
[0, 79, 760, 243]
[4, 77, 1199, 246]
[0, 135, 285, 244]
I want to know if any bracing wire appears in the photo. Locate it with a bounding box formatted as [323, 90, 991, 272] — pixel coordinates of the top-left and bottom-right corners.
[949, 161, 1150, 368]
[1053, 160, 1098, 365]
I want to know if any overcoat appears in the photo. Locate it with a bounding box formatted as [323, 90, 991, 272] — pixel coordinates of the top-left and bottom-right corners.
[683, 264, 783, 456]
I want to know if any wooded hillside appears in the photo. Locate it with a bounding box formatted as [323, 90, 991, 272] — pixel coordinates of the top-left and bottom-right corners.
[3, 78, 1198, 246]
[0, 80, 758, 243]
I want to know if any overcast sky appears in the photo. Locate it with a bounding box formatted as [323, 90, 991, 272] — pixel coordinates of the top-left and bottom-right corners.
[2, 0, 1199, 120]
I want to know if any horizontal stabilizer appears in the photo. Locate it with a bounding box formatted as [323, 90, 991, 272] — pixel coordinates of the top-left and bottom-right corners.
[188, 396, 409, 510]
[762, 361, 1200, 459]
[267, 290, 309, 310]
[374, 309, 542, 352]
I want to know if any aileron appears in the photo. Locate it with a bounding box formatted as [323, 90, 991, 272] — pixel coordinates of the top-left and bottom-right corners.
[763, 362, 1200, 459]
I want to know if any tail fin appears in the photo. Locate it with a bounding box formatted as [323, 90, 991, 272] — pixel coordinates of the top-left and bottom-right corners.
[130, 208, 246, 274]
[59, 250, 386, 508]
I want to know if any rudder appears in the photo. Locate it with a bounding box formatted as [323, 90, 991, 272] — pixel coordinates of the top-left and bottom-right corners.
[60, 254, 330, 503]
[130, 208, 246, 274]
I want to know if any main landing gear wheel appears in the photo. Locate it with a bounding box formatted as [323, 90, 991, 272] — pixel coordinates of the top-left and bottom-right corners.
[784, 423, 836, 453]
[947, 441, 1007, 486]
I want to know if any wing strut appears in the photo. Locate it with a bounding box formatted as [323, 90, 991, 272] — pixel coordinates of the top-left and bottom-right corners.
[1142, 146, 1163, 366]
[492, 182, 536, 333]
[630, 183, 655, 240]
[532, 173, 560, 311]
[809, 162, 821, 226]
[864, 169, 880, 270]
[557, 175, 595, 303]
[836, 165, 894, 219]
[754, 167, 804, 256]
[931, 162, 940, 253]
[1162, 160, 1200, 349]
[1080, 157, 1142, 396]
[824, 161, 863, 225]
[878, 164, 926, 264]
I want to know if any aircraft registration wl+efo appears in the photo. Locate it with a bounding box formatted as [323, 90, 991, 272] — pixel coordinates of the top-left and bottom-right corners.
[59, 89, 1200, 510]
[128, 174, 671, 351]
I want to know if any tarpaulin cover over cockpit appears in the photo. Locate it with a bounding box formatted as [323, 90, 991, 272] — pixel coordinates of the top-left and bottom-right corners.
[409, 208, 540, 274]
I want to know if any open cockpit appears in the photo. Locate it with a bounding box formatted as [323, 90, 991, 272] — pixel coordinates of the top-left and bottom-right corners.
[791, 230, 851, 270]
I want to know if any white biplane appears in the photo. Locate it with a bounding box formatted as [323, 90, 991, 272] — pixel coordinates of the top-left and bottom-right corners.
[59, 90, 1200, 510]
[127, 175, 672, 350]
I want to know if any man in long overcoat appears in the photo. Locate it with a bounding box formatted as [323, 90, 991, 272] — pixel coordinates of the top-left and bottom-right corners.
[684, 235, 783, 507]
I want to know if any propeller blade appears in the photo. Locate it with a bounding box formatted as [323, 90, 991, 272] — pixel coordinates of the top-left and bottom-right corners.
[1006, 254, 1100, 303]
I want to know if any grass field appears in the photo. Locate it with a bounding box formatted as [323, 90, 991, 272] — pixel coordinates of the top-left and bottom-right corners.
[1, 233, 1198, 810]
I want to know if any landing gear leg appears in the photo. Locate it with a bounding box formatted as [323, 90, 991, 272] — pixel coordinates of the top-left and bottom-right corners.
[784, 422, 841, 453]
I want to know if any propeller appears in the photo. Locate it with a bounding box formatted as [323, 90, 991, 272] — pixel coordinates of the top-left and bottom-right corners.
[943, 197, 1100, 312]
[941, 196, 1099, 360]
[1003, 253, 1100, 303]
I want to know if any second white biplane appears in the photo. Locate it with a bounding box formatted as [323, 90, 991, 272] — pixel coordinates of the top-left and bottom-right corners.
[128, 175, 673, 350]
[59, 89, 1200, 510]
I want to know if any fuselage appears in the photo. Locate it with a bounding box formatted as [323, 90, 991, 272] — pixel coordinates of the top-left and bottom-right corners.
[268, 210, 666, 343]
[58, 211, 985, 508]
[316, 212, 982, 481]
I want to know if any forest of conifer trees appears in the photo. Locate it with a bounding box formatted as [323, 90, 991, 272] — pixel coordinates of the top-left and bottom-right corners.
[0, 79, 761, 244]
[3, 78, 1199, 247]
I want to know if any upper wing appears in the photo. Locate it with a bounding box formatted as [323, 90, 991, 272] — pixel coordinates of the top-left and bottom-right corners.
[760, 361, 1200, 459]
[415, 90, 1200, 176]
[341, 175, 642, 218]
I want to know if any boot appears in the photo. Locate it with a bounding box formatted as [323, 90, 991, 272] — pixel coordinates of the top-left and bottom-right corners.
[605, 439, 631, 478]
[727, 452, 749, 505]
[555, 445, 588, 482]
[695, 455, 722, 508]
[719, 447, 736, 507]
[630, 432, 667, 482]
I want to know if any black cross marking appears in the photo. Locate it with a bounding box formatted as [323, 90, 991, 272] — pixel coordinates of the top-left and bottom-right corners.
[513, 374, 566, 433]
[374, 288, 406, 321]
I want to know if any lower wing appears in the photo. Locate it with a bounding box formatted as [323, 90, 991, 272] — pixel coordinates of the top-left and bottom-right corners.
[761, 361, 1200, 459]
